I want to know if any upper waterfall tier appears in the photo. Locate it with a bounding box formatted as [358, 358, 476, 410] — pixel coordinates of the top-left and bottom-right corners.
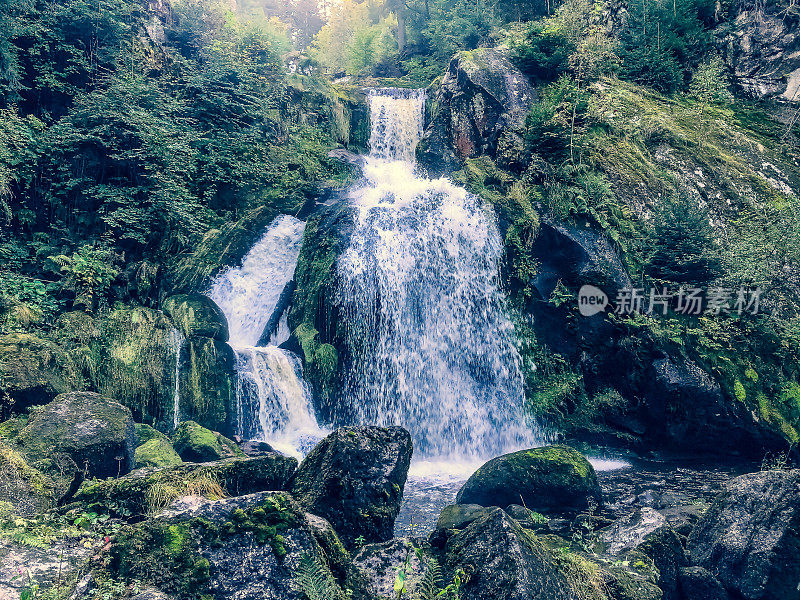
[368, 88, 425, 162]
[208, 215, 306, 347]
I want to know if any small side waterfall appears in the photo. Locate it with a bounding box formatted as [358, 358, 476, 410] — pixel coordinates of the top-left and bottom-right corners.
[336, 88, 541, 462]
[208, 215, 326, 457]
[169, 328, 183, 429]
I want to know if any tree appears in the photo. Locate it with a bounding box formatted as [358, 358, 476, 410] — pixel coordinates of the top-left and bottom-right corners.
[689, 55, 733, 104]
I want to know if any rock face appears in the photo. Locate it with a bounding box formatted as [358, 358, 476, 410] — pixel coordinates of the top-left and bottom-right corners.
[418, 47, 535, 174]
[171, 421, 243, 463]
[678, 567, 729, 600]
[162, 293, 229, 341]
[76, 454, 297, 517]
[442, 508, 581, 600]
[290, 426, 413, 548]
[0, 333, 82, 410]
[455, 445, 602, 513]
[0, 537, 93, 598]
[352, 538, 423, 599]
[688, 469, 800, 600]
[19, 391, 136, 478]
[718, 2, 800, 101]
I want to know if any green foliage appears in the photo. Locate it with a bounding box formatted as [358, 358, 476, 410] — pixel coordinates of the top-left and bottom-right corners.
[513, 22, 574, 83]
[48, 244, 121, 311]
[689, 56, 733, 104]
[292, 552, 350, 600]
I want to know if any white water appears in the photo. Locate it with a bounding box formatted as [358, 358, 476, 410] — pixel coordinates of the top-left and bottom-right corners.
[335, 88, 543, 463]
[169, 328, 183, 430]
[208, 215, 327, 457]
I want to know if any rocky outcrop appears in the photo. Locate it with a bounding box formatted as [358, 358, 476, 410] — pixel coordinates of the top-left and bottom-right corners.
[688, 469, 800, 600]
[418, 47, 535, 174]
[0, 537, 94, 598]
[718, 0, 800, 101]
[76, 454, 297, 518]
[678, 567, 729, 600]
[19, 391, 136, 478]
[171, 421, 243, 463]
[455, 445, 602, 513]
[290, 426, 413, 548]
[162, 293, 229, 342]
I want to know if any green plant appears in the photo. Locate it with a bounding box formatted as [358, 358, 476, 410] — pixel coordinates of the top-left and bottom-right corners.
[292, 552, 350, 600]
[48, 244, 121, 311]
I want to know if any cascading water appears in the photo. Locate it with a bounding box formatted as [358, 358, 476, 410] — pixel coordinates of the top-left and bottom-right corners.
[336, 88, 543, 464]
[208, 215, 327, 457]
[169, 328, 183, 429]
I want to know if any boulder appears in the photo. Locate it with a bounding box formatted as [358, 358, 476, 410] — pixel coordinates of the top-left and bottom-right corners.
[455, 445, 602, 513]
[436, 504, 494, 531]
[352, 538, 423, 599]
[136, 423, 170, 445]
[0, 333, 82, 410]
[0, 537, 94, 598]
[110, 492, 346, 600]
[162, 293, 229, 341]
[135, 438, 183, 469]
[19, 391, 136, 478]
[0, 441, 55, 515]
[178, 338, 237, 436]
[418, 47, 535, 173]
[442, 507, 599, 600]
[290, 426, 412, 548]
[75, 454, 297, 518]
[688, 469, 800, 600]
[306, 512, 351, 582]
[171, 421, 243, 463]
[678, 567, 729, 600]
[602, 507, 668, 555]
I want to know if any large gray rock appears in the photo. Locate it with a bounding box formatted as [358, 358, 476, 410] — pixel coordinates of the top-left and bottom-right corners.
[688, 469, 800, 600]
[678, 567, 729, 600]
[455, 445, 602, 513]
[19, 391, 136, 478]
[418, 47, 535, 173]
[352, 538, 423, 599]
[162, 293, 229, 341]
[290, 426, 412, 548]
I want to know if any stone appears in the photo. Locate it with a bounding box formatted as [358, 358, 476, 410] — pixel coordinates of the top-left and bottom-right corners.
[162, 293, 229, 341]
[0, 441, 55, 515]
[178, 337, 237, 436]
[136, 423, 170, 445]
[352, 538, 423, 599]
[171, 421, 243, 463]
[135, 438, 183, 469]
[290, 426, 412, 548]
[688, 469, 800, 600]
[0, 537, 93, 598]
[602, 507, 667, 555]
[75, 454, 297, 518]
[19, 391, 136, 478]
[678, 567, 729, 600]
[305, 512, 351, 582]
[436, 504, 494, 530]
[455, 445, 602, 513]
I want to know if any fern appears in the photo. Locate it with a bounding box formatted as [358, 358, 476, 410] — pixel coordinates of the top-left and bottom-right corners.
[414, 556, 443, 600]
[292, 552, 349, 600]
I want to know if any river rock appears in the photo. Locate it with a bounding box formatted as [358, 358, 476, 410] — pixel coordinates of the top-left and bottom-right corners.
[76, 454, 297, 518]
[0, 441, 56, 515]
[0, 333, 82, 410]
[352, 538, 423, 599]
[456, 445, 602, 513]
[687, 469, 800, 600]
[603, 507, 667, 555]
[19, 391, 136, 478]
[178, 337, 237, 436]
[162, 293, 229, 341]
[418, 47, 535, 173]
[135, 438, 183, 469]
[171, 421, 243, 463]
[0, 537, 94, 598]
[290, 426, 412, 548]
[678, 567, 729, 600]
[436, 504, 494, 530]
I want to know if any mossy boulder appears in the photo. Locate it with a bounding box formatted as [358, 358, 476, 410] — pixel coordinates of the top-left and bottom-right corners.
[178, 338, 237, 436]
[171, 421, 243, 463]
[135, 438, 183, 469]
[19, 391, 136, 479]
[162, 293, 229, 342]
[455, 445, 602, 513]
[0, 333, 82, 410]
[76, 454, 298, 518]
[136, 423, 170, 445]
[0, 440, 56, 515]
[291, 426, 413, 548]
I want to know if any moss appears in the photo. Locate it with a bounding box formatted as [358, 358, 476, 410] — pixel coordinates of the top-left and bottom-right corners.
[178, 338, 237, 435]
[135, 423, 169, 446]
[0, 440, 56, 514]
[0, 415, 28, 444]
[171, 420, 243, 463]
[135, 438, 183, 469]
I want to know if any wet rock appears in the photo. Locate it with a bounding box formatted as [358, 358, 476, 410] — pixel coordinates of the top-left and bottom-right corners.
[19, 391, 136, 478]
[442, 507, 590, 600]
[136, 423, 170, 445]
[0, 442, 55, 515]
[0, 333, 82, 410]
[352, 538, 423, 599]
[603, 507, 668, 555]
[658, 504, 707, 538]
[678, 567, 729, 600]
[0, 537, 93, 598]
[455, 445, 602, 513]
[291, 426, 412, 548]
[162, 293, 229, 341]
[601, 557, 664, 600]
[171, 421, 243, 463]
[130, 588, 173, 600]
[436, 504, 494, 530]
[688, 469, 800, 600]
[135, 438, 182, 469]
[418, 47, 535, 173]
[75, 454, 297, 518]
[306, 512, 351, 582]
[238, 440, 276, 456]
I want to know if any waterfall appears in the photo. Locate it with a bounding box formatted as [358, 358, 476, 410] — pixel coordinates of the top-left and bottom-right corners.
[208, 215, 327, 457]
[169, 328, 183, 430]
[335, 88, 542, 462]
